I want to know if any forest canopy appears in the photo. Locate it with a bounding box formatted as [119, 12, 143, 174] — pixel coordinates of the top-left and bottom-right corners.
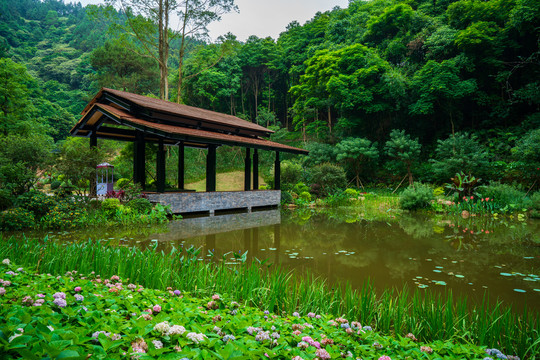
[0, 0, 538, 190]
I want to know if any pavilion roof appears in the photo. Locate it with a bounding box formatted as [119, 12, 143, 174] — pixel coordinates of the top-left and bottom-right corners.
[71, 88, 308, 155]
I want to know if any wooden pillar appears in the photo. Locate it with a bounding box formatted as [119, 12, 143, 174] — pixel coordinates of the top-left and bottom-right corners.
[134, 131, 146, 189]
[178, 143, 184, 189]
[253, 149, 259, 190]
[244, 148, 251, 191]
[156, 138, 166, 193]
[274, 152, 281, 190]
[89, 130, 97, 196]
[206, 145, 217, 192]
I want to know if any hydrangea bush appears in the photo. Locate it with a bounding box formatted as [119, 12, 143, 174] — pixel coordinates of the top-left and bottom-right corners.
[0, 259, 509, 359]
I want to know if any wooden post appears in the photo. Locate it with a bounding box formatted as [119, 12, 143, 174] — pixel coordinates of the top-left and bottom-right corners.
[274, 151, 281, 190]
[178, 143, 185, 189]
[156, 138, 166, 193]
[133, 131, 146, 189]
[244, 148, 251, 191]
[89, 130, 97, 197]
[206, 145, 217, 192]
[253, 149, 259, 190]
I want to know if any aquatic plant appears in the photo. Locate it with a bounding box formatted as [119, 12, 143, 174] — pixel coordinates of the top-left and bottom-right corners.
[0, 236, 537, 358]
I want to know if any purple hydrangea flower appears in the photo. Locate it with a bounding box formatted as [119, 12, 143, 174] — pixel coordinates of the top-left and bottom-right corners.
[53, 292, 66, 299]
[75, 294, 84, 301]
[53, 298, 67, 308]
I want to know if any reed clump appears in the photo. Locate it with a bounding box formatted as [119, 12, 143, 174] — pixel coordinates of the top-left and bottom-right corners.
[0, 236, 537, 358]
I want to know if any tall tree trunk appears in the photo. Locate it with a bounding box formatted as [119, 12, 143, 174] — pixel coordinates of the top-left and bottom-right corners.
[157, 0, 170, 101]
[328, 105, 332, 133]
[176, 1, 189, 103]
[407, 162, 413, 186]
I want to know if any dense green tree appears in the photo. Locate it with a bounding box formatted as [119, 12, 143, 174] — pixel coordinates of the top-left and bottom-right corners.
[430, 132, 490, 182]
[90, 39, 159, 94]
[174, 0, 238, 103]
[335, 137, 379, 188]
[0, 58, 34, 135]
[385, 129, 421, 185]
[0, 134, 53, 195]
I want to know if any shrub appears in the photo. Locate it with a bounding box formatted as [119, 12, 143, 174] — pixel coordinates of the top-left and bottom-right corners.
[50, 180, 62, 190]
[476, 183, 531, 210]
[531, 192, 540, 210]
[531, 192, 540, 218]
[0, 189, 14, 211]
[512, 129, 540, 164]
[399, 183, 435, 210]
[344, 188, 359, 198]
[281, 191, 293, 205]
[116, 178, 132, 189]
[299, 191, 312, 202]
[308, 163, 347, 197]
[40, 198, 86, 229]
[101, 198, 121, 213]
[0, 207, 35, 230]
[293, 182, 310, 195]
[303, 142, 336, 167]
[280, 161, 303, 189]
[127, 198, 153, 214]
[15, 190, 57, 219]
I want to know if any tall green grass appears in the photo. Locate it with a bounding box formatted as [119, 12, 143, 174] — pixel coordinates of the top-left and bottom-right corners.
[0, 236, 537, 358]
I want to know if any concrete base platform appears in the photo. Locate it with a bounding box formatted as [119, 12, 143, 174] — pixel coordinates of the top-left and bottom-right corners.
[145, 190, 281, 215]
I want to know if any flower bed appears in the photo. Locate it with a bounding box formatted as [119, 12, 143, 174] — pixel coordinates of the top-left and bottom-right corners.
[0, 259, 514, 359]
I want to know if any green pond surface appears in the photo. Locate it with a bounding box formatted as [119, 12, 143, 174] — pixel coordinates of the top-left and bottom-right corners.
[11, 208, 540, 312]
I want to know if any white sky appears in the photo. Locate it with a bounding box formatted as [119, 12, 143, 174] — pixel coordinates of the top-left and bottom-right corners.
[66, 0, 349, 41]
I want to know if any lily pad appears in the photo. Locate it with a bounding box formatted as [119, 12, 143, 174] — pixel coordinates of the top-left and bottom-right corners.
[433, 270, 442, 273]
[434, 281, 447, 286]
[455, 274, 465, 278]
[500, 272, 513, 277]
[513, 289, 526, 293]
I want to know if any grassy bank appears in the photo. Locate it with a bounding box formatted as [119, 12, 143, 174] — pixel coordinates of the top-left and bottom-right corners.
[0, 260, 498, 359]
[0, 237, 537, 358]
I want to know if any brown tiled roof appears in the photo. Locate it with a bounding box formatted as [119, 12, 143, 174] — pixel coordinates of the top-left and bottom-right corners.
[83, 88, 272, 136]
[74, 103, 308, 155]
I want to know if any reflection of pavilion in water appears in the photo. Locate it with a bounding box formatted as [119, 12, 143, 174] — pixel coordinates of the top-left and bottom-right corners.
[151, 209, 282, 263]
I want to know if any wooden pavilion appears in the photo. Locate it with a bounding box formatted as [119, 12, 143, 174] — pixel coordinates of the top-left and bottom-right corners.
[70, 88, 308, 214]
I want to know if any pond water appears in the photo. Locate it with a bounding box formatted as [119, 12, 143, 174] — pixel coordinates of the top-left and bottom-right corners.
[12, 208, 540, 311]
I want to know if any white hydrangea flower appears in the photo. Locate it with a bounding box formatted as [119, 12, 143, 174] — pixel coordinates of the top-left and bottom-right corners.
[153, 321, 170, 336]
[167, 325, 186, 336]
[186, 332, 206, 344]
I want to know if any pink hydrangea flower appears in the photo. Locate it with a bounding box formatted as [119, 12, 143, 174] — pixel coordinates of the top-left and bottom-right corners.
[74, 286, 82, 292]
[315, 349, 331, 360]
[212, 294, 220, 300]
[153, 305, 161, 313]
[378, 356, 392, 360]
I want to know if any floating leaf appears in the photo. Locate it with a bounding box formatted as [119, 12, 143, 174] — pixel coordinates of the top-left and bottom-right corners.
[513, 289, 526, 293]
[434, 281, 447, 286]
[500, 273, 512, 277]
[523, 257, 534, 259]
[433, 270, 442, 273]
[435, 266, 444, 269]
[455, 275, 465, 278]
